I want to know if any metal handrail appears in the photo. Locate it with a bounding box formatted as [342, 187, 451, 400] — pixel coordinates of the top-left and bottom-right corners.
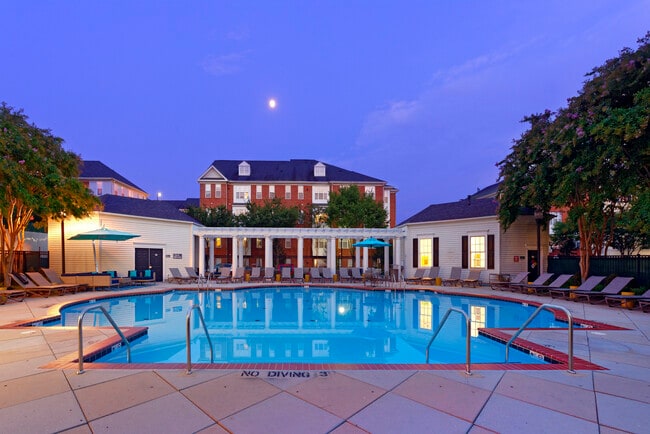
[505, 303, 575, 374]
[425, 307, 472, 375]
[186, 304, 214, 374]
[77, 304, 131, 374]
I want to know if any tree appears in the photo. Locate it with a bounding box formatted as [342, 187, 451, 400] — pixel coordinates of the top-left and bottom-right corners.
[186, 205, 236, 227]
[325, 185, 387, 228]
[0, 103, 100, 287]
[498, 33, 650, 281]
[550, 220, 579, 256]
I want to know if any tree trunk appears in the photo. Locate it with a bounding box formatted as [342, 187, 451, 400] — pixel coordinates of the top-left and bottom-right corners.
[577, 216, 591, 282]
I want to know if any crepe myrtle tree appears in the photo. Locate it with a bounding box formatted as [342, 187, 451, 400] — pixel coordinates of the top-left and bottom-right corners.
[497, 33, 650, 281]
[0, 103, 100, 287]
[325, 185, 387, 228]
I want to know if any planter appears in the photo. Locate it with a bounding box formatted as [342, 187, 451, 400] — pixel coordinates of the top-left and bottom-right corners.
[569, 285, 578, 299]
[620, 291, 635, 309]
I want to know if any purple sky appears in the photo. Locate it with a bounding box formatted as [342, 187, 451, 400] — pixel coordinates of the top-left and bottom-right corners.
[2, 1, 648, 222]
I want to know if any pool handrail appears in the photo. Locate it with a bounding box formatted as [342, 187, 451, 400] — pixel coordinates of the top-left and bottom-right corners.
[77, 304, 131, 374]
[505, 303, 575, 374]
[186, 304, 214, 374]
[425, 307, 472, 375]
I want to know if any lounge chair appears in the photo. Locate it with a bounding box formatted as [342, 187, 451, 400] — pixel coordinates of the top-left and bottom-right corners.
[185, 267, 201, 283]
[639, 300, 650, 313]
[281, 267, 293, 282]
[310, 267, 323, 283]
[490, 272, 528, 291]
[168, 267, 193, 284]
[263, 267, 275, 282]
[573, 276, 635, 304]
[11, 273, 64, 297]
[41, 268, 88, 292]
[405, 268, 426, 285]
[231, 267, 245, 283]
[442, 267, 462, 286]
[420, 267, 440, 285]
[216, 267, 232, 282]
[0, 288, 26, 304]
[549, 275, 607, 300]
[338, 267, 352, 282]
[321, 268, 334, 283]
[509, 273, 554, 293]
[460, 270, 482, 287]
[26, 271, 80, 294]
[293, 267, 304, 283]
[526, 274, 574, 295]
[249, 267, 262, 282]
[350, 268, 363, 282]
[605, 289, 650, 309]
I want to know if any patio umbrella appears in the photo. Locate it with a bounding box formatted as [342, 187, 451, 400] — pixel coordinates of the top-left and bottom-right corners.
[352, 237, 390, 248]
[69, 227, 140, 272]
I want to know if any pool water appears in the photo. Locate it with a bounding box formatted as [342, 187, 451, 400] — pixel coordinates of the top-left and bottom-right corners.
[58, 288, 567, 365]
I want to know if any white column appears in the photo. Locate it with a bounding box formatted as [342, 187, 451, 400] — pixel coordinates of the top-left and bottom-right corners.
[384, 245, 389, 276]
[394, 237, 402, 280]
[297, 237, 304, 269]
[231, 237, 238, 271]
[355, 240, 361, 269]
[265, 236, 273, 268]
[208, 238, 215, 275]
[362, 247, 369, 270]
[328, 236, 336, 273]
[238, 238, 244, 268]
[198, 236, 205, 275]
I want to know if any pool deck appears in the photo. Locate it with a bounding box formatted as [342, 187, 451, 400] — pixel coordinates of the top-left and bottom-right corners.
[1, 282, 649, 433]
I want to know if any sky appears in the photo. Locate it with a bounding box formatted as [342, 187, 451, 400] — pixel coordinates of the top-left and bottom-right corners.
[2, 1, 648, 222]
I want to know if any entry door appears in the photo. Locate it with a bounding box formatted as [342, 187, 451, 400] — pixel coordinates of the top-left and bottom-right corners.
[135, 248, 163, 282]
[527, 249, 540, 281]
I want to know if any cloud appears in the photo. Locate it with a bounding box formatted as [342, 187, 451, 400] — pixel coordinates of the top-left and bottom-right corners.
[200, 50, 251, 76]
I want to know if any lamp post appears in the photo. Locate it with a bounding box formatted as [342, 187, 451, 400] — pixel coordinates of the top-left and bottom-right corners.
[534, 209, 544, 279]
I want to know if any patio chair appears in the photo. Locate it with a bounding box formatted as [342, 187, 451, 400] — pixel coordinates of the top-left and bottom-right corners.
[185, 267, 201, 283]
[26, 271, 80, 294]
[248, 267, 262, 282]
[0, 287, 26, 304]
[420, 267, 440, 285]
[293, 267, 305, 283]
[573, 276, 635, 304]
[526, 274, 574, 295]
[509, 273, 554, 293]
[216, 267, 232, 282]
[281, 267, 293, 282]
[263, 267, 276, 282]
[41, 268, 88, 292]
[310, 267, 323, 283]
[442, 267, 462, 286]
[338, 267, 351, 282]
[231, 267, 245, 283]
[549, 275, 607, 300]
[490, 272, 528, 291]
[321, 268, 334, 283]
[11, 273, 63, 297]
[405, 268, 426, 284]
[350, 268, 363, 282]
[460, 269, 482, 287]
[639, 300, 650, 313]
[168, 268, 193, 284]
[605, 289, 650, 309]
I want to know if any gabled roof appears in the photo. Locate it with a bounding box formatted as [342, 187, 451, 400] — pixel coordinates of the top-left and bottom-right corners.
[201, 159, 385, 184]
[398, 197, 499, 226]
[470, 182, 500, 200]
[100, 195, 201, 224]
[79, 160, 146, 193]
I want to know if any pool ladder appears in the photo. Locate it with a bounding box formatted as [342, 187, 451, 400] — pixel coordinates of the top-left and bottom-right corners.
[186, 305, 214, 374]
[77, 304, 131, 375]
[425, 307, 472, 375]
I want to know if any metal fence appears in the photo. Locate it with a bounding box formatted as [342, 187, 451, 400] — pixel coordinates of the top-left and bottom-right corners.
[547, 255, 650, 288]
[1, 251, 50, 273]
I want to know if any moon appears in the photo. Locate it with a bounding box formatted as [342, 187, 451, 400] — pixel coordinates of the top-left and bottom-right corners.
[268, 98, 277, 109]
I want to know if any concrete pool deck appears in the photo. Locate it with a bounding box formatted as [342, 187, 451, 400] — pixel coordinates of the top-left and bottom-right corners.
[1, 282, 649, 433]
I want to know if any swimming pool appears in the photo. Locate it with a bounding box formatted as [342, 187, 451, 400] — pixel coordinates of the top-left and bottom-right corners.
[57, 287, 572, 365]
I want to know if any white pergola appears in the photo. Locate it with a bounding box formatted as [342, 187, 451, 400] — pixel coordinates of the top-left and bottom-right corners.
[193, 226, 406, 277]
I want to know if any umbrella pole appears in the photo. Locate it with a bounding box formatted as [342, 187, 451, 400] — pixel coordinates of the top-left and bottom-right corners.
[92, 240, 98, 273]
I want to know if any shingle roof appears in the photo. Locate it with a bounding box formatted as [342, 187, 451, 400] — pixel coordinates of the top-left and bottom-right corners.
[80, 160, 146, 193]
[100, 195, 201, 224]
[398, 197, 499, 226]
[164, 198, 200, 210]
[208, 159, 385, 183]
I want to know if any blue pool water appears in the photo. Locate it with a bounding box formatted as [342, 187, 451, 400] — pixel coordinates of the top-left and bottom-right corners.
[58, 287, 568, 365]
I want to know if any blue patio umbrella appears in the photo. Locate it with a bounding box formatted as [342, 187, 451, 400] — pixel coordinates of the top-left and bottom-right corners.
[352, 237, 390, 248]
[69, 227, 140, 272]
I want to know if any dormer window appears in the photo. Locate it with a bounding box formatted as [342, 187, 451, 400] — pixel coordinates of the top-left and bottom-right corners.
[314, 162, 326, 177]
[238, 161, 251, 176]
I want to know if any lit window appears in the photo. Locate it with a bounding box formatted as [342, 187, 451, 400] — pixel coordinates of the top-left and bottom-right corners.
[96, 181, 103, 196]
[341, 239, 350, 249]
[256, 239, 262, 249]
[470, 305, 486, 337]
[234, 185, 251, 203]
[470, 236, 486, 268]
[204, 184, 211, 198]
[419, 239, 432, 267]
[216, 238, 222, 248]
[365, 186, 375, 198]
[419, 301, 432, 330]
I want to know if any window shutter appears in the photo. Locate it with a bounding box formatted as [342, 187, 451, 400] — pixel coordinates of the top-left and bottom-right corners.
[433, 237, 439, 267]
[412, 238, 418, 268]
[461, 236, 468, 269]
[487, 234, 495, 269]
